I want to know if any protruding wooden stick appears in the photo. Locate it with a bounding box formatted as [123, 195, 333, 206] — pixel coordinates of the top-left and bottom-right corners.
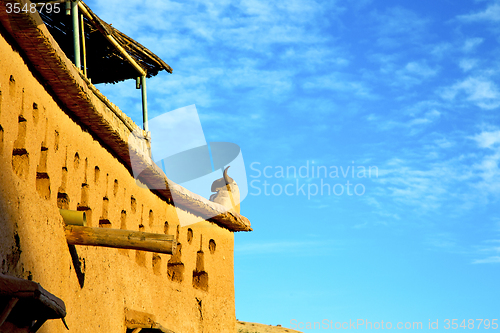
[65, 226, 176, 254]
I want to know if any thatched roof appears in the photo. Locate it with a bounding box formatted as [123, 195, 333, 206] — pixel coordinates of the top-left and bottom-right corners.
[39, 1, 172, 84]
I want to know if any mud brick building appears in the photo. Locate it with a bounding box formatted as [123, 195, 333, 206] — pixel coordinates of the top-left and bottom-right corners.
[0, 1, 251, 332]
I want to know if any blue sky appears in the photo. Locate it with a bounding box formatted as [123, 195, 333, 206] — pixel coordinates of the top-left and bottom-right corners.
[86, 0, 499, 331]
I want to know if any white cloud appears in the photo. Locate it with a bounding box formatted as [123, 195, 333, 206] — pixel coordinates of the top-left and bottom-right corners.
[302, 75, 375, 98]
[370, 59, 439, 88]
[458, 58, 478, 72]
[372, 7, 429, 36]
[471, 238, 500, 264]
[434, 138, 455, 149]
[471, 130, 500, 148]
[463, 38, 484, 52]
[374, 161, 456, 211]
[430, 43, 453, 58]
[404, 62, 438, 78]
[472, 256, 500, 264]
[440, 77, 500, 110]
[389, 61, 439, 88]
[281, 47, 349, 70]
[371, 106, 441, 133]
[458, 3, 500, 22]
[472, 151, 500, 188]
[370, 127, 500, 215]
[408, 109, 440, 126]
[425, 233, 458, 250]
[468, 130, 500, 195]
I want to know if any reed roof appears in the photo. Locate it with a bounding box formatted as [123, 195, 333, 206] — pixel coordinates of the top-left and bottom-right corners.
[39, 1, 172, 84]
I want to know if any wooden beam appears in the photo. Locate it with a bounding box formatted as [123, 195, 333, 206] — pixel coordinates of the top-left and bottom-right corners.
[105, 34, 147, 76]
[0, 298, 18, 326]
[0, 274, 66, 320]
[65, 226, 176, 254]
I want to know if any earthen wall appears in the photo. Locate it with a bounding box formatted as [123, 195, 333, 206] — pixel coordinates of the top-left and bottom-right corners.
[0, 25, 235, 333]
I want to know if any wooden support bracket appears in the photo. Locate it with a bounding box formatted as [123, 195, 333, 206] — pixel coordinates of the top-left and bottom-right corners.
[65, 226, 176, 254]
[0, 274, 66, 331]
[0, 297, 18, 326]
[125, 308, 175, 333]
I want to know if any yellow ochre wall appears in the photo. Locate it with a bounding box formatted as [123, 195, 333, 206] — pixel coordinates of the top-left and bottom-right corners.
[0, 25, 235, 333]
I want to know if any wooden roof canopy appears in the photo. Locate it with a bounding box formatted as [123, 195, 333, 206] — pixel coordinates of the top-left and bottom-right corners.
[39, 0, 172, 84]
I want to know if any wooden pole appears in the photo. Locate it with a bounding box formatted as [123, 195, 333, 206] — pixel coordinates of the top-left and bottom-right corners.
[80, 13, 87, 77]
[71, 0, 80, 69]
[65, 226, 176, 254]
[141, 75, 148, 132]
